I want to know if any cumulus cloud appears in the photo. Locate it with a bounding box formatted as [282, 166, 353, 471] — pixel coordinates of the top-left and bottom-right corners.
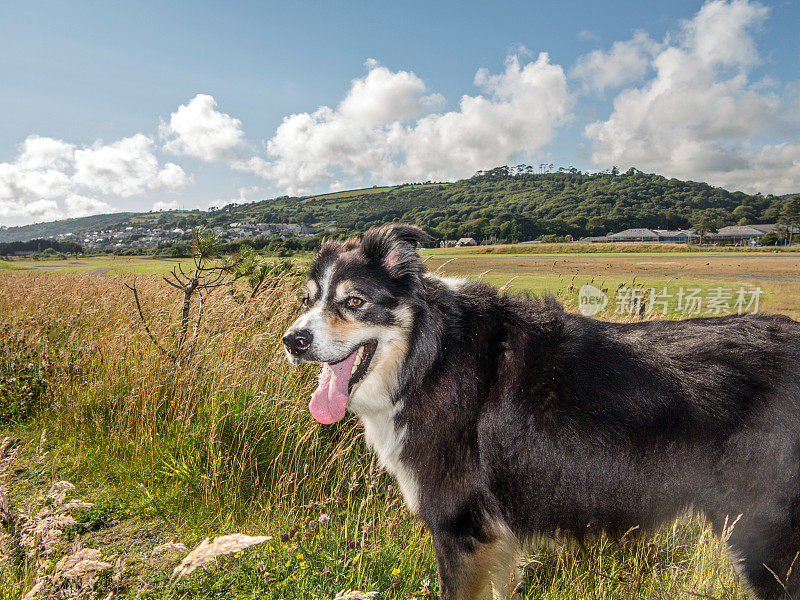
[74, 134, 188, 196]
[583, 0, 799, 194]
[152, 199, 180, 211]
[0, 133, 188, 223]
[161, 94, 246, 162]
[63, 194, 114, 218]
[571, 31, 660, 93]
[234, 53, 573, 194]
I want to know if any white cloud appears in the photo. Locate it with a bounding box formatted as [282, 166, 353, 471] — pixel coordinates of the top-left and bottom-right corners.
[161, 94, 246, 162]
[338, 59, 445, 125]
[0, 198, 61, 220]
[74, 134, 188, 196]
[234, 53, 573, 194]
[583, 0, 799, 194]
[63, 194, 113, 217]
[571, 31, 660, 93]
[0, 133, 188, 223]
[152, 199, 180, 211]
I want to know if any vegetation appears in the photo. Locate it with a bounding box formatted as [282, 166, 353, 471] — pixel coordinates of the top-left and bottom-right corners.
[1, 168, 796, 244]
[0, 264, 764, 599]
[0, 239, 83, 256]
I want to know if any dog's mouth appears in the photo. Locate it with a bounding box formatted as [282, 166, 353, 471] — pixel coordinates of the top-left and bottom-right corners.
[308, 341, 377, 425]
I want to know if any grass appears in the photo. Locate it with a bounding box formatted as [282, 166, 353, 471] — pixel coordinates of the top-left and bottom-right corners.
[4, 256, 198, 277]
[0, 259, 786, 599]
[423, 251, 800, 319]
[423, 242, 800, 255]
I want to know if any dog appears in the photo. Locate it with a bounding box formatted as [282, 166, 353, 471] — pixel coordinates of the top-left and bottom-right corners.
[283, 224, 800, 600]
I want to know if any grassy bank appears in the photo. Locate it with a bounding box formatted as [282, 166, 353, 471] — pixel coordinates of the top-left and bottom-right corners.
[1, 270, 752, 599]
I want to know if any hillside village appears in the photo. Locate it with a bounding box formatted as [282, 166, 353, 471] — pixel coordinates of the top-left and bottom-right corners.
[46, 221, 318, 252]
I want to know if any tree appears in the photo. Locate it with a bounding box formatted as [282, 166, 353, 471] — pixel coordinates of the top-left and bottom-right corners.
[691, 209, 723, 245]
[779, 196, 800, 245]
[126, 229, 240, 361]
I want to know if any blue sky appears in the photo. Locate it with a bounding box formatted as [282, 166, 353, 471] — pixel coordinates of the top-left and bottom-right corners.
[1, 0, 799, 226]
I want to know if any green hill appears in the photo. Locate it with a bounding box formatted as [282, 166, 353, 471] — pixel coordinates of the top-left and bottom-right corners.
[0, 168, 793, 243]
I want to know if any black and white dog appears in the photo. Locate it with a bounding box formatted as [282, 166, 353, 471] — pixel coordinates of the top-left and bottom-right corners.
[283, 224, 800, 600]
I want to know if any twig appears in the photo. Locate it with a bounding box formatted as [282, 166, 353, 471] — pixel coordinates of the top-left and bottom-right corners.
[124, 280, 174, 359]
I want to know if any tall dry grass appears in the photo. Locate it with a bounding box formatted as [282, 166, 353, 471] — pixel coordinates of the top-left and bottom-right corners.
[0, 270, 381, 516]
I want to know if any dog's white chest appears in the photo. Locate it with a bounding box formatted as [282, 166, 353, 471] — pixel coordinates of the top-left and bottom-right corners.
[360, 411, 420, 514]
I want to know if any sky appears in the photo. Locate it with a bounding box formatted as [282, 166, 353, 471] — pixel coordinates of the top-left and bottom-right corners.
[1, 0, 799, 226]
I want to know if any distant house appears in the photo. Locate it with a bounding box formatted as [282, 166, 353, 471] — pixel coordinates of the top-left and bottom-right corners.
[653, 229, 693, 243]
[456, 237, 477, 246]
[599, 223, 779, 245]
[748, 224, 777, 235]
[708, 224, 774, 244]
[607, 228, 660, 242]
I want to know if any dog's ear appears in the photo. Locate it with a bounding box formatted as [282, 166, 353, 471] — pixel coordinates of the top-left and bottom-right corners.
[362, 224, 433, 279]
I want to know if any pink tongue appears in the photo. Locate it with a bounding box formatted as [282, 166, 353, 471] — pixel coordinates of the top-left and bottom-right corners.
[309, 349, 360, 424]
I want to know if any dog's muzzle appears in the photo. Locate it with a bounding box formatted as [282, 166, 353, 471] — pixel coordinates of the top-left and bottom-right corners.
[283, 329, 313, 357]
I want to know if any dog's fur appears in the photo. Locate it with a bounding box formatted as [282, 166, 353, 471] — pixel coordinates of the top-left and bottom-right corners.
[283, 224, 800, 600]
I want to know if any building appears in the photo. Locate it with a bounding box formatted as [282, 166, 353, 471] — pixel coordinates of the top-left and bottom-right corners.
[595, 224, 779, 245]
[653, 229, 693, 243]
[456, 237, 477, 246]
[606, 228, 660, 242]
[708, 225, 773, 244]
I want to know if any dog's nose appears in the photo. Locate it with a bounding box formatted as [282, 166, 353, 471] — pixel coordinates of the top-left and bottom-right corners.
[283, 329, 313, 355]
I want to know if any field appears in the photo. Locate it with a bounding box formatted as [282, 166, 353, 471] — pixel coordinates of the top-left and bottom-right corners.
[1, 247, 798, 599]
[423, 248, 800, 319]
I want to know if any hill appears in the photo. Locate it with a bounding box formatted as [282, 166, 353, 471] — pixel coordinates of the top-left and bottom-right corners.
[0, 168, 793, 243]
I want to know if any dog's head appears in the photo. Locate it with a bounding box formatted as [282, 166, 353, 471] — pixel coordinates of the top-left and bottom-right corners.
[282, 224, 433, 424]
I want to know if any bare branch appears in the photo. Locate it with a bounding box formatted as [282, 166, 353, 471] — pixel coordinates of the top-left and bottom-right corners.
[161, 275, 183, 289]
[124, 280, 174, 360]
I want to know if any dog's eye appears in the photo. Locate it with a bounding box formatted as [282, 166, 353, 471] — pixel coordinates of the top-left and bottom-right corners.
[301, 297, 310, 308]
[347, 296, 364, 308]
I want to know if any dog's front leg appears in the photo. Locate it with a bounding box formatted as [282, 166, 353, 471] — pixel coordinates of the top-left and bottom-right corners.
[432, 528, 523, 600]
[432, 531, 493, 600]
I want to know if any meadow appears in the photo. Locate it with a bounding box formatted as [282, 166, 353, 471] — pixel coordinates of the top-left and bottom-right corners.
[1, 247, 798, 599]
